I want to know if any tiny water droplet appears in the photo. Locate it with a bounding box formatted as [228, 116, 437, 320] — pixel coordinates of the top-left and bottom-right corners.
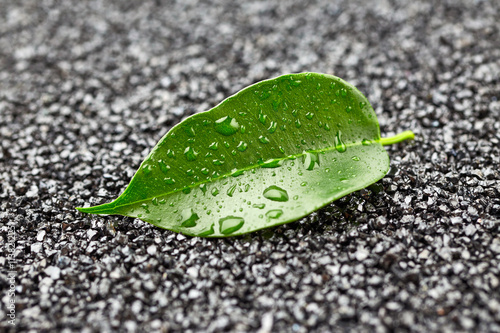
[184, 147, 198, 161]
[324, 123, 331, 131]
[293, 195, 299, 200]
[167, 149, 175, 158]
[306, 112, 314, 120]
[211, 188, 219, 196]
[345, 105, 352, 113]
[266, 209, 283, 219]
[200, 183, 207, 193]
[182, 187, 191, 194]
[201, 168, 209, 175]
[151, 197, 158, 206]
[209, 142, 218, 150]
[300, 182, 307, 187]
[352, 156, 360, 161]
[252, 203, 266, 209]
[244, 184, 250, 192]
[186, 169, 194, 176]
[295, 119, 302, 128]
[259, 136, 270, 144]
[359, 101, 366, 109]
[263, 185, 289, 202]
[279, 146, 285, 154]
[340, 89, 347, 97]
[180, 208, 199, 228]
[227, 184, 237, 197]
[237, 141, 248, 152]
[335, 131, 347, 153]
[213, 159, 225, 166]
[215, 116, 240, 136]
[142, 165, 152, 175]
[219, 216, 245, 234]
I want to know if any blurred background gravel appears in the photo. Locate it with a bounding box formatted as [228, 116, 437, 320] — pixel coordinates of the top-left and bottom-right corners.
[1, 0, 499, 332]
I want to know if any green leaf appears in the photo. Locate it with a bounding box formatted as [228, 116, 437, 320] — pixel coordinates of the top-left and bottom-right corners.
[76, 73, 414, 237]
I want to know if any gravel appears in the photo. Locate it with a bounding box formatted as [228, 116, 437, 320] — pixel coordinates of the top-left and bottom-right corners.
[1, 0, 499, 332]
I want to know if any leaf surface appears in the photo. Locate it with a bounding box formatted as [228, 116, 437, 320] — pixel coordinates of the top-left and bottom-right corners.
[77, 73, 412, 237]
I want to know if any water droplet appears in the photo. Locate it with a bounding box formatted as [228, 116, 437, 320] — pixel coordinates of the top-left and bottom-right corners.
[345, 105, 352, 113]
[252, 203, 266, 209]
[211, 188, 219, 196]
[215, 116, 240, 136]
[180, 208, 199, 228]
[257, 90, 271, 100]
[244, 184, 250, 192]
[142, 165, 152, 175]
[263, 185, 289, 202]
[279, 146, 285, 154]
[359, 101, 366, 109]
[362, 139, 372, 146]
[167, 149, 175, 158]
[200, 183, 207, 193]
[324, 123, 331, 131]
[209, 142, 218, 150]
[201, 168, 209, 175]
[198, 223, 215, 237]
[352, 156, 360, 161]
[295, 119, 302, 128]
[335, 131, 347, 153]
[186, 169, 194, 176]
[302, 151, 320, 170]
[184, 147, 198, 161]
[259, 136, 270, 144]
[219, 216, 245, 234]
[300, 182, 307, 187]
[141, 203, 150, 213]
[340, 89, 347, 97]
[268, 121, 277, 133]
[306, 112, 314, 120]
[158, 160, 170, 174]
[259, 112, 267, 125]
[213, 159, 224, 166]
[151, 197, 158, 206]
[182, 187, 191, 194]
[237, 141, 248, 152]
[164, 177, 175, 185]
[266, 209, 283, 219]
[260, 158, 283, 168]
[293, 195, 299, 200]
[231, 168, 245, 177]
[227, 184, 237, 197]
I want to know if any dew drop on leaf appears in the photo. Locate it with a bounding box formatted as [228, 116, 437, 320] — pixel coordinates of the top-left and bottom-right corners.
[260, 158, 283, 168]
[158, 160, 171, 174]
[302, 151, 320, 170]
[198, 223, 215, 236]
[362, 139, 372, 146]
[252, 203, 266, 209]
[227, 184, 237, 197]
[352, 156, 360, 161]
[259, 112, 267, 125]
[237, 141, 248, 152]
[211, 188, 219, 196]
[201, 168, 209, 175]
[180, 208, 199, 228]
[184, 147, 198, 161]
[265, 209, 283, 219]
[219, 216, 245, 234]
[259, 136, 270, 144]
[215, 116, 240, 136]
[209, 142, 218, 150]
[164, 177, 175, 185]
[263, 185, 289, 202]
[306, 112, 314, 120]
[335, 131, 347, 153]
[268, 121, 277, 133]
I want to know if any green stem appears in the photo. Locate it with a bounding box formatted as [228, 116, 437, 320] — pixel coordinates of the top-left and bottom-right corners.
[379, 130, 415, 146]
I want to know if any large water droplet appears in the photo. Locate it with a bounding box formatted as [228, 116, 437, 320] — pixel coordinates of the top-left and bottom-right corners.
[184, 147, 198, 161]
[180, 208, 199, 228]
[252, 203, 266, 209]
[215, 116, 240, 136]
[260, 158, 283, 168]
[362, 139, 372, 146]
[259, 136, 270, 144]
[227, 184, 237, 197]
[237, 141, 248, 152]
[158, 160, 170, 174]
[198, 223, 215, 237]
[268, 121, 277, 133]
[263, 185, 289, 202]
[335, 131, 347, 153]
[219, 216, 245, 235]
[266, 209, 283, 219]
[302, 151, 320, 170]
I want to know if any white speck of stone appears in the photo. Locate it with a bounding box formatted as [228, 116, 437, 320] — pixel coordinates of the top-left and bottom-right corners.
[186, 266, 198, 279]
[257, 312, 274, 333]
[26, 185, 39, 198]
[44, 266, 61, 280]
[112, 142, 127, 152]
[450, 217, 463, 225]
[36, 230, 46, 242]
[31, 242, 43, 253]
[147, 245, 157, 256]
[87, 229, 98, 241]
[355, 247, 369, 261]
[188, 289, 202, 299]
[273, 264, 288, 276]
[464, 224, 477, 236]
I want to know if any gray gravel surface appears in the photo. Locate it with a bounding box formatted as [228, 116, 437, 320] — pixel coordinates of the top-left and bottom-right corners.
[1, 0, 500, 332]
